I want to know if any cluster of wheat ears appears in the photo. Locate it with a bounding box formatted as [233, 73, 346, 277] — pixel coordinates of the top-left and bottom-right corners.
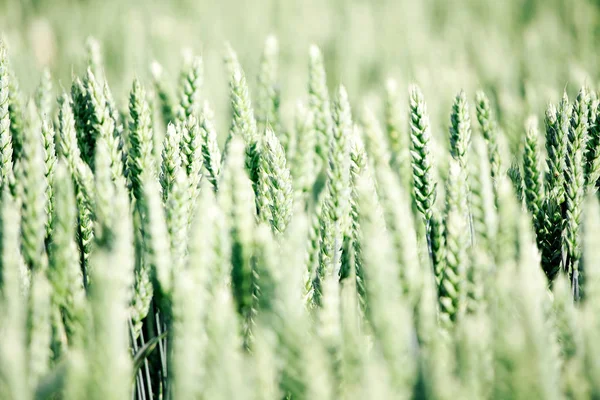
[1, 34, 600, 400]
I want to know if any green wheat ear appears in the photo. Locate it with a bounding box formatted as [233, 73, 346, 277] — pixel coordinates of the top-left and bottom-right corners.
[546, 94, 571, 203]
[151, 60, 175, 127]
[439, 160, 469, 329]
[218, 136, 257, 346]
[552, 273, 585, 398]
[308, 44, 333, 168]
[20, 101, 48, 273]
[582, 194, 600, 304]
[292, 102, 317, 199]
[313, 85, 352, 305]
[180, 116, 202, 226]
[140, 173, 173, 303]
[27, 268, 52, 390]
[384, 78, 411, 190]
[469, 136, 497, 255]
[585, 93, 600, 192]
[199, 101, 222, 192]
[449, 90, 471, 167]
[355, 170, 416, 396]
[522, 116, 544, 218]
[165, 166, 188, 278]
[127, 78, 156, 203]
[204, 285, 249, 398]
[79, 68, 109, 171]
[57, 94, 95, 283]
[256, 35, 281, 136]
[0, 187, 27, 400]
[409, 84, 436, 220]
[256, 126, 293, 234]
[225, 45, 260, 185]
[475, 91, 501, 186]
[48, 162, 86, 346]
[7, 65, 24, 166]
[41, 117, 57, 240]
[170, 267, 203, 399]
[408, 84, 439, 277]
[35, 68, 53, 121]
[563, 88, 588, 295]
[344, 127, 369, 306]
[0, 40, 14, 191]
[176, 55, 203, 124]
[85, 36, 104, 82]
[361, 104, 391, 171]
[160, 123, 183, 204]
[87, 179, 134, 400]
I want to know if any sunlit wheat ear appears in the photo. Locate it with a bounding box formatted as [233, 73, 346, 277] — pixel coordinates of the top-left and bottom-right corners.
[199, 101, 222, 192]
[225, 45, 260, 186]
[475, 91, 501, 187]
[0, 188, 27, 400]
[181, 115, 203, 222]
[140, 175, 172, 302]
[361, 104, 391, 171]
[469, 136, 497, 255]
[384, 78, 411, 190]
[547, 93, 571, 204]
[582, 194, 600, 305]
[87, 190, 134, 400]
[34, 67, 53, 122]
[449, 90, 471, 167]
[26, 268, 51, 390]
[85, 36, 104, 82]
[77, 68, 110, 171]
[536, 100, 568, 281]
[160, 123, 183, 204]
[355, 171, 416, 397]
[552, 273, 586, 398]
[204, 285, 249, 399]
[0, 41, 14, 191]
[312, 85, 352, 306]
[151, 60, 175, 127]
[20, 101, 48, 273]
[172, 184, 223, 398]
[256, 126, 293, 234]
[292, 102, 317, 198]
[41, 118, 56, 239]
[308, 44, 333, 168]
[439, 160, 469, 329]
[256, 35, 281, 136]
[7, 64, 24, 166]
[454, 313, 493, 398]
[563, 88, 588, 294]
[170, 268, 202, 400]
[127, 78, 156, 203]
[48, 162, 86, 346]
[345, 127, 369, 308]
[522, 116, 544, 219]
[408, 84, 440, 279]
[218, 136, 256, 346]
[176, 55, 203, 124]
[584, 92, 600, 192]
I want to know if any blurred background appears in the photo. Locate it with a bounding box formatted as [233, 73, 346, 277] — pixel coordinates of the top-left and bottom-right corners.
[2, 0, 599, 150]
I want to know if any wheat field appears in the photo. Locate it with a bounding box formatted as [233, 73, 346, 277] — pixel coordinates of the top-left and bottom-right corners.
[1, 0, 600, 399]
